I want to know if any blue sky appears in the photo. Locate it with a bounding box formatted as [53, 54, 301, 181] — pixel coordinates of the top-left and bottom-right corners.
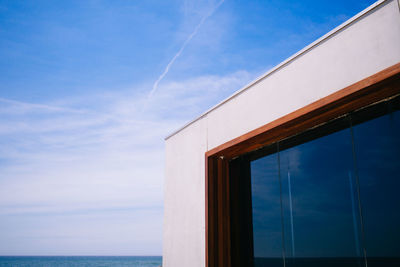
[0, 0, 377, 256]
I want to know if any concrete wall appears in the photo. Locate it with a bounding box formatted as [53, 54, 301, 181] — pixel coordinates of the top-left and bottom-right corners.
[163, 1, 400, 266]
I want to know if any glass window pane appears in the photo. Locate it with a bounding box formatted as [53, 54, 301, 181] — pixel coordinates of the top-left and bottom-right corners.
[352, 102, 400, 267]
[279, 127, 363, 267]
[251, 151, 283, 267]
[248, 97, 400, 267]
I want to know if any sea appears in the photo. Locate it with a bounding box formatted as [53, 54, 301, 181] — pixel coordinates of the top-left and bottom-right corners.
[0, 256, 162, 267]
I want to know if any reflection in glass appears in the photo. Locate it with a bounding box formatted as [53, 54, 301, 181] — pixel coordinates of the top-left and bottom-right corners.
[248, 96, 400, 267]
[279, 127, 363, 267]
[251, 151, 283, 267]
[352, 101, 400, 267]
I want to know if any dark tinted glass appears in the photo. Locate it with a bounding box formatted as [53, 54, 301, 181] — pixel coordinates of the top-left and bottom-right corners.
[247, 96, 400, 267]
[251, 152, 283, 267]
[279, 127, 363, 267]
[352, 101, 400, 267]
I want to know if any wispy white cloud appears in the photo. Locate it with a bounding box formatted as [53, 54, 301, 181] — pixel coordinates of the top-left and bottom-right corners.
[0, 70, 254, 254]
[0, 208, 163, 256]
[0, 70, 253, 207]
[0, 2, 255, 256]
[0, 97, 85, 115]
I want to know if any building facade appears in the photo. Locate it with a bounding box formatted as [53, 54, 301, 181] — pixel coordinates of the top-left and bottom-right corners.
[163, 0, 400, 266]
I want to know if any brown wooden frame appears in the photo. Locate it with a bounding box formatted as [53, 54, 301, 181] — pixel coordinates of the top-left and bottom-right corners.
[205, 62, 400, 267]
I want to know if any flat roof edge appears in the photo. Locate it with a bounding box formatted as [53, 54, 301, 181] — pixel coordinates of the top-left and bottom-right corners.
[165, 0, 388, 141]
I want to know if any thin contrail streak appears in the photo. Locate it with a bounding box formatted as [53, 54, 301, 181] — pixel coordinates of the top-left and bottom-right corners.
[0, 97, 84, 113]
[147, 0, 225, 100]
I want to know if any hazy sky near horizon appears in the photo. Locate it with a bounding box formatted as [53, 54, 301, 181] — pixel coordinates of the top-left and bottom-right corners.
[0, 0, 377, 256]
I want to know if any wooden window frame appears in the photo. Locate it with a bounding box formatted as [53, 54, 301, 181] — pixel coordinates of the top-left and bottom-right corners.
[205, 62, 400, 267]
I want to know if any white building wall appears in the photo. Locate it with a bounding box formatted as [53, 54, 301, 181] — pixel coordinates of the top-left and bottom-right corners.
[163, 118, 208, 267]
[163, 1, 400, 266]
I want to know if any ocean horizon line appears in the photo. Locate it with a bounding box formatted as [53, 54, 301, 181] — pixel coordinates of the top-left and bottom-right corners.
[0, 255, 162, 257]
